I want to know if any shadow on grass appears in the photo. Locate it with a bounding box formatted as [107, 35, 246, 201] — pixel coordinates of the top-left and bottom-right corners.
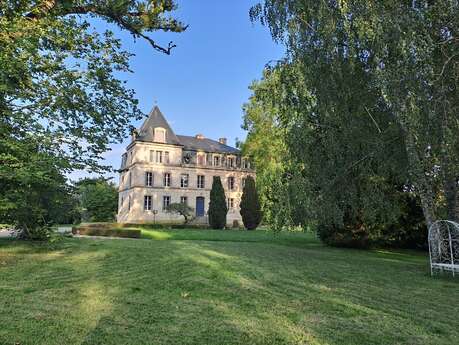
[0, 237, 458, 345]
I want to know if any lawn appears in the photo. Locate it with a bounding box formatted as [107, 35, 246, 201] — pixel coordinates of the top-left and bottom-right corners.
[0, 229, 457, 345]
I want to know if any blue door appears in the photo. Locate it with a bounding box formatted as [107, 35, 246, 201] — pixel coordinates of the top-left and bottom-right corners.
[196, 197, 205, 217]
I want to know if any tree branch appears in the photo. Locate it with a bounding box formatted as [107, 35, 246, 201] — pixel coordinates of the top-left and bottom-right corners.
[24, 1, 186, 55]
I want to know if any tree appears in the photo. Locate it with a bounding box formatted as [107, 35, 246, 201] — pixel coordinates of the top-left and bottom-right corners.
[240, 176, 262, 230]
[0, 134, 80, 239]
[166, 203, 195, 225]
[208, 176, 228, 229]
[0, 1, 186, 236]
[251, 1, 459, 232]
[76, 178, 118, 222]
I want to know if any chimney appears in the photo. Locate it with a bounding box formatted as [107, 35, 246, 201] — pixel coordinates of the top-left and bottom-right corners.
[218, 137, 227, 145]
[196, 134, 205, 140]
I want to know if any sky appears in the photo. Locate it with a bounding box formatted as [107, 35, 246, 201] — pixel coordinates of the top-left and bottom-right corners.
[70, 1, 285, 181]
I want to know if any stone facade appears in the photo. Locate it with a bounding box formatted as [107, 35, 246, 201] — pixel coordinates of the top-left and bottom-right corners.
[117, 106, 255, 225]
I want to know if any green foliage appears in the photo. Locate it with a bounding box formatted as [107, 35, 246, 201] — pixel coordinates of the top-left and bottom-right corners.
[76, 178, 118, 222]
[0, 1, 185, 237]
[208, 176, 228, 229]
[166, 202, 195, 224]
[242, 69, 301, 230]
[246, 1, 459, 246]
[240, 176, 262, 230]
[0, 134, 79, 239]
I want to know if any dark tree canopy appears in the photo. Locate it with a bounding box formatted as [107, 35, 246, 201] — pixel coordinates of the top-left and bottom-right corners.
[208, 176, 228, 229]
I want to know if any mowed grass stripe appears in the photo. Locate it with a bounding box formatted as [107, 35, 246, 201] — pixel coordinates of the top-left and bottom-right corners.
[0, 231, 458, 345]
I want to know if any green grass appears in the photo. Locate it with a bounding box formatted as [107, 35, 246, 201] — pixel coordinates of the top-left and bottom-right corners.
[0, 229, 458, 345]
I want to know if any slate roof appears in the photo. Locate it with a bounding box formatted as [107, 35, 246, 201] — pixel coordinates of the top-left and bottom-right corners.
[135, 106, 240, 154]
[177, 135, 240, 154]
[136, 106, 182, 145]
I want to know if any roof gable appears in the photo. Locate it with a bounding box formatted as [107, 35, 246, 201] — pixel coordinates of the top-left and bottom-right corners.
[136, 106, 181, 145]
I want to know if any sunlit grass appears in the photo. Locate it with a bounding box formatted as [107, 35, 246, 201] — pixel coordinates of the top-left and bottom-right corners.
[0, 230, 457, 345]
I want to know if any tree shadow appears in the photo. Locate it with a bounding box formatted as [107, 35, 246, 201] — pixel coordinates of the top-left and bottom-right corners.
[1, 238, 458, 345]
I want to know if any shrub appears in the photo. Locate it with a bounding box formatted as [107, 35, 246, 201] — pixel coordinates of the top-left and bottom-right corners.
[208, 176, 228, 229]
[19, 225, 53, 241]
[317, 194, 427, 249]
[119, 223, 209, 230]
[72, 227, 141, 238]
[240, 176, 262, 230]
[166, 203, 195, 224]
[317, 222, 371, 249]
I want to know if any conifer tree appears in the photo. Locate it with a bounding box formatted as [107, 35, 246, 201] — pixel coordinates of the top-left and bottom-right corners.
[240, 176, 262, 230]
[208, 176, 228, 229]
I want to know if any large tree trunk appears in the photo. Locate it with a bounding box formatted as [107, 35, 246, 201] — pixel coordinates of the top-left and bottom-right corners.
[401, 122, 437, 230]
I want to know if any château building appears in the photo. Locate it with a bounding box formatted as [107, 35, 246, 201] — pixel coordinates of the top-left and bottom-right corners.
[117, 106, 255, 225]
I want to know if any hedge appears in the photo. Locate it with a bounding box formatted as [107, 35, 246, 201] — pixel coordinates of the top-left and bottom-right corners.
[72, 227, 141, 238]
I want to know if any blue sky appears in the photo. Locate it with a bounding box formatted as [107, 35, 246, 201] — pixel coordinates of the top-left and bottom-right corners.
[70, 1, 284, 181]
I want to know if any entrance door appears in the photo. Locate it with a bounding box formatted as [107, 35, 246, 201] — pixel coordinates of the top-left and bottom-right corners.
[196, 197, 205, 217]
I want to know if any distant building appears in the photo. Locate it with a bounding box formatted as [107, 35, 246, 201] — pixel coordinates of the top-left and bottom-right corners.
[117, 106, 255, 225]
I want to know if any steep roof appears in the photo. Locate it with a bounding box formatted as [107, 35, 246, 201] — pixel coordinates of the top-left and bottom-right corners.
[177, 135, 240, 154]
[135, 106, 240, 154]
[136, 106, 182, 145]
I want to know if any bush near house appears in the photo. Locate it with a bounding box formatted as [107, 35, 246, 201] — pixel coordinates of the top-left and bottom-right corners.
[165, 203, 195, 224]
[208, 176, 228, 229]
[72, 224, 141, 238]
[240, 176, 262, 230]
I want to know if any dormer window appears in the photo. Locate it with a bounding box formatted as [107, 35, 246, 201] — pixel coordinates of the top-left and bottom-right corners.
[197, 153, 205, 165]
[154, 127, 166, 143]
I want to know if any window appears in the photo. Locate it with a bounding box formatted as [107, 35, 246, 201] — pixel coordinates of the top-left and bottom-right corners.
[121, 196, 124, 208]
[129, 151, 133, 163]
[180, 196, 188, 205]
[144, 196, 152, 211]
[163, 196, 171, 210]
[228, 157, 234, 168]
[164, 151, 170, 164]
[242, 177, 246, 189]
[243, 159, 250, 169]
[150, 150, 154, 162]
[156, 151, 163, 163]
[121, 173, 125, 185]
[228, 176, 235, 190]
[213, 156, 220, 166]
[164, 173, 171, 187]
[197, 154, 205, 165]
[145, 171, 153, 187]
[128, 172, 132, 187]
[180, 174, 189, 188]
[197, 175, 205, 189]
[154, 128, 166, 143]
[128, 195, 131, 211]
[227, 198, 234, 209]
